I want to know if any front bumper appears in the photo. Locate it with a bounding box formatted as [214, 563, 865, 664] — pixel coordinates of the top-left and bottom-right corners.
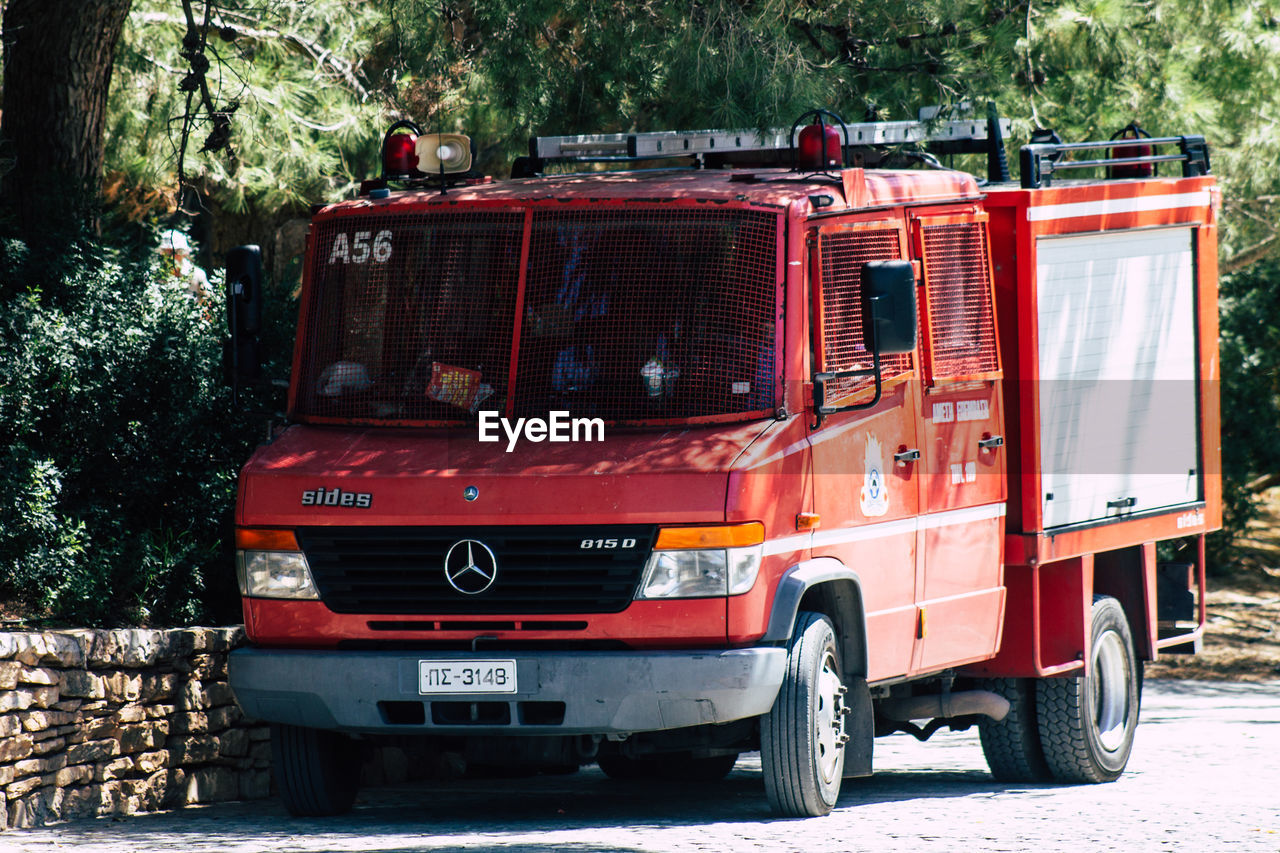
[229, 647, 786, 735]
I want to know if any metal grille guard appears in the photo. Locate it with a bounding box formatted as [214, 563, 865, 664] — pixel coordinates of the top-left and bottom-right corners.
[1020, 135, 1211, 189]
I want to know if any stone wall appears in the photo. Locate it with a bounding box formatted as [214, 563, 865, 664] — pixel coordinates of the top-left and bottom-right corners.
[0, 627, 269, 829]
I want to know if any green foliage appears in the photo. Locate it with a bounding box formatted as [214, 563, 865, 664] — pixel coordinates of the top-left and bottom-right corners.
[369, 0, 1027, 171]
[106, 0, 386, 219]
[0, 225, 255, 626]
[1021, 0, 1280, 264]
[363, 1, 1279, 265]
[97, 1, 1280, 268]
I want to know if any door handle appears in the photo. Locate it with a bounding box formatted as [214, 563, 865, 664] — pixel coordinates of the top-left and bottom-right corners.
[894, 448, 921, 464]
[978, 435, 1004, 450]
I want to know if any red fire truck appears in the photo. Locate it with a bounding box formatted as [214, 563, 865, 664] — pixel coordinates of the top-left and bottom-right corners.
[225, 112, 1218, 818]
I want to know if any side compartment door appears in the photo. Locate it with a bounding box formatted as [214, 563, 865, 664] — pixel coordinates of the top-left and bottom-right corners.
[909, 212, 1007, 672]
[808, 218, 920, 683]
[1035, 227, 1199, 528]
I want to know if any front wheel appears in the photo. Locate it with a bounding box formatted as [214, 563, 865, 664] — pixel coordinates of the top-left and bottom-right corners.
[760, 611, 847, 817]
[1036, 596, 1141, 783]
[271, 723, 360, 816]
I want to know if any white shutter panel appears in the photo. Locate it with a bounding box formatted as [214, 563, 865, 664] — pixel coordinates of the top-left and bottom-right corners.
[1036, 227, 1199, 528]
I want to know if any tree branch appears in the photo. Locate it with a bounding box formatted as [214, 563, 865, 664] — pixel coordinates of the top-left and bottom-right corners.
[132, 10, 370, 100]
[1223, 234, 1279, 275]
[1247, 471, 1280, 493]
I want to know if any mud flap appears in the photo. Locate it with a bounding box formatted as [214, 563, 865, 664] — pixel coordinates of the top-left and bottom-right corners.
[842, 676, 874, 778]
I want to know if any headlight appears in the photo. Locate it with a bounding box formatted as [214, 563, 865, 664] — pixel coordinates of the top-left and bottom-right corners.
[236, 550, 320, 600]
[234, 528, 319, 600]
[636, 523, 765, 600]
[637, 544, 763, 599]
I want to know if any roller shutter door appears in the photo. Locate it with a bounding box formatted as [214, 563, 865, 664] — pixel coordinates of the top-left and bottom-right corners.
[1036, 227, 1200, 529]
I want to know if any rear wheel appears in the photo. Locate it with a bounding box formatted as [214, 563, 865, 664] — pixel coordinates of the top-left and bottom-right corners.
[760, 611, 846, 817]
[270, 724, 360, 816]
[596, 754, 651, 780]
[978, 677, 1052, 783]
[1036, 596, 1140, 783]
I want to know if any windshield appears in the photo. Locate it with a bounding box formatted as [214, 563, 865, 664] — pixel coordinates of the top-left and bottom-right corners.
[295, 205, 780, 425]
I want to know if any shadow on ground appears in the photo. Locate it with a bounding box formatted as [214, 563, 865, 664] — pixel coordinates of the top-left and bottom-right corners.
[39, 761, 1055, 852]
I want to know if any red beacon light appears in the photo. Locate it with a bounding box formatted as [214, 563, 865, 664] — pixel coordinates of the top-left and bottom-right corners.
[797, 123, 842, 169]
[791, 109, 848, 172]
[1108, 121, 1154, 180]
[380, 120, 423, 180]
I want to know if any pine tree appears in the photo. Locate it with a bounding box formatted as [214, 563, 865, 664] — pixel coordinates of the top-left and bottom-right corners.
[0, 0, 134, 236]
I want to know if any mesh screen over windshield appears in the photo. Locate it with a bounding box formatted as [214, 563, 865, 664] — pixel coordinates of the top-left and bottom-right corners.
[297, 212, 524, 422]
[296, 207, 779, 424]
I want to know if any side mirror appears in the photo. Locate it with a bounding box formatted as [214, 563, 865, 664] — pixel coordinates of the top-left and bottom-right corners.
[224, 245, 264, 386]
[861, 260, 917, 355]
[225, 245, 263, 337]
[811, 259, 919, 426]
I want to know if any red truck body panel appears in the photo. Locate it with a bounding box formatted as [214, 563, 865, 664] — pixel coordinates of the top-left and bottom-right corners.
[972, 177, 1219, 676]
[237, 163, 1217, 686]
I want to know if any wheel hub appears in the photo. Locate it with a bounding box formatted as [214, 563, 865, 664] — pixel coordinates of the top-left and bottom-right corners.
[814, 649, 847, 785]
[1090, 628, 1133, 752]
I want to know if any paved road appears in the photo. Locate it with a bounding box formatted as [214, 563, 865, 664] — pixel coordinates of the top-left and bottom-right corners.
[14, 680, 1280, 853]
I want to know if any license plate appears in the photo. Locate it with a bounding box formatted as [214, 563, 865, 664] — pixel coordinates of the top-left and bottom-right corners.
[418, 659, 517, 695]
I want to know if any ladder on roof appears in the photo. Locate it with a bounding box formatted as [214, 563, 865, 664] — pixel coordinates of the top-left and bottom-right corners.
[527, 118, 1012, 163]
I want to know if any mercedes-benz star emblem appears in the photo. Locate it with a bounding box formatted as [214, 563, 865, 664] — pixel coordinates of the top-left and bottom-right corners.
[463, 485, 479, 502]
[443, 539, 498, 595]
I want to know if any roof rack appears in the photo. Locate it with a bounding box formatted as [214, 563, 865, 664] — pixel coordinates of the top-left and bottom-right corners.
[517, 118, 1012, 175]
[1020, 135, 1211, 189]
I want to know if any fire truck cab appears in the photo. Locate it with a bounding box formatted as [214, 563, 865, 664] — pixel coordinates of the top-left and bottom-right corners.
[226, 115, 1218, 817]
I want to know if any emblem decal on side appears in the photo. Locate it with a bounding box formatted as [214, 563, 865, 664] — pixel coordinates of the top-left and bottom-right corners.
[444, 539, 499, 595]
[859, 435, 889, 517]
[463, 485, 479, 502]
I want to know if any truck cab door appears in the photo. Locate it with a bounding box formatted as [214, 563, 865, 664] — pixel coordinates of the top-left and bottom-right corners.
[807, 218, 921, 683]
[908, 211, 1008, 673]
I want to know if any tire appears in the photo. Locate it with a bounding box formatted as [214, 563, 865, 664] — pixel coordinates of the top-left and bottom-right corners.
[596, 754, 653, 780]
[597, 752, 738, 782]
[1036, 596, 1141, 783]
[978, 677, 1052, 782]
[760, 611, 846, 817]
[271, 723, 360, 816]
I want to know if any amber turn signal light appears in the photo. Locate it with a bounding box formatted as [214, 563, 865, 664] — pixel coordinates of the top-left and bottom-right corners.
[654, 522, 765, 550]
[235, 528, 300, 551]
